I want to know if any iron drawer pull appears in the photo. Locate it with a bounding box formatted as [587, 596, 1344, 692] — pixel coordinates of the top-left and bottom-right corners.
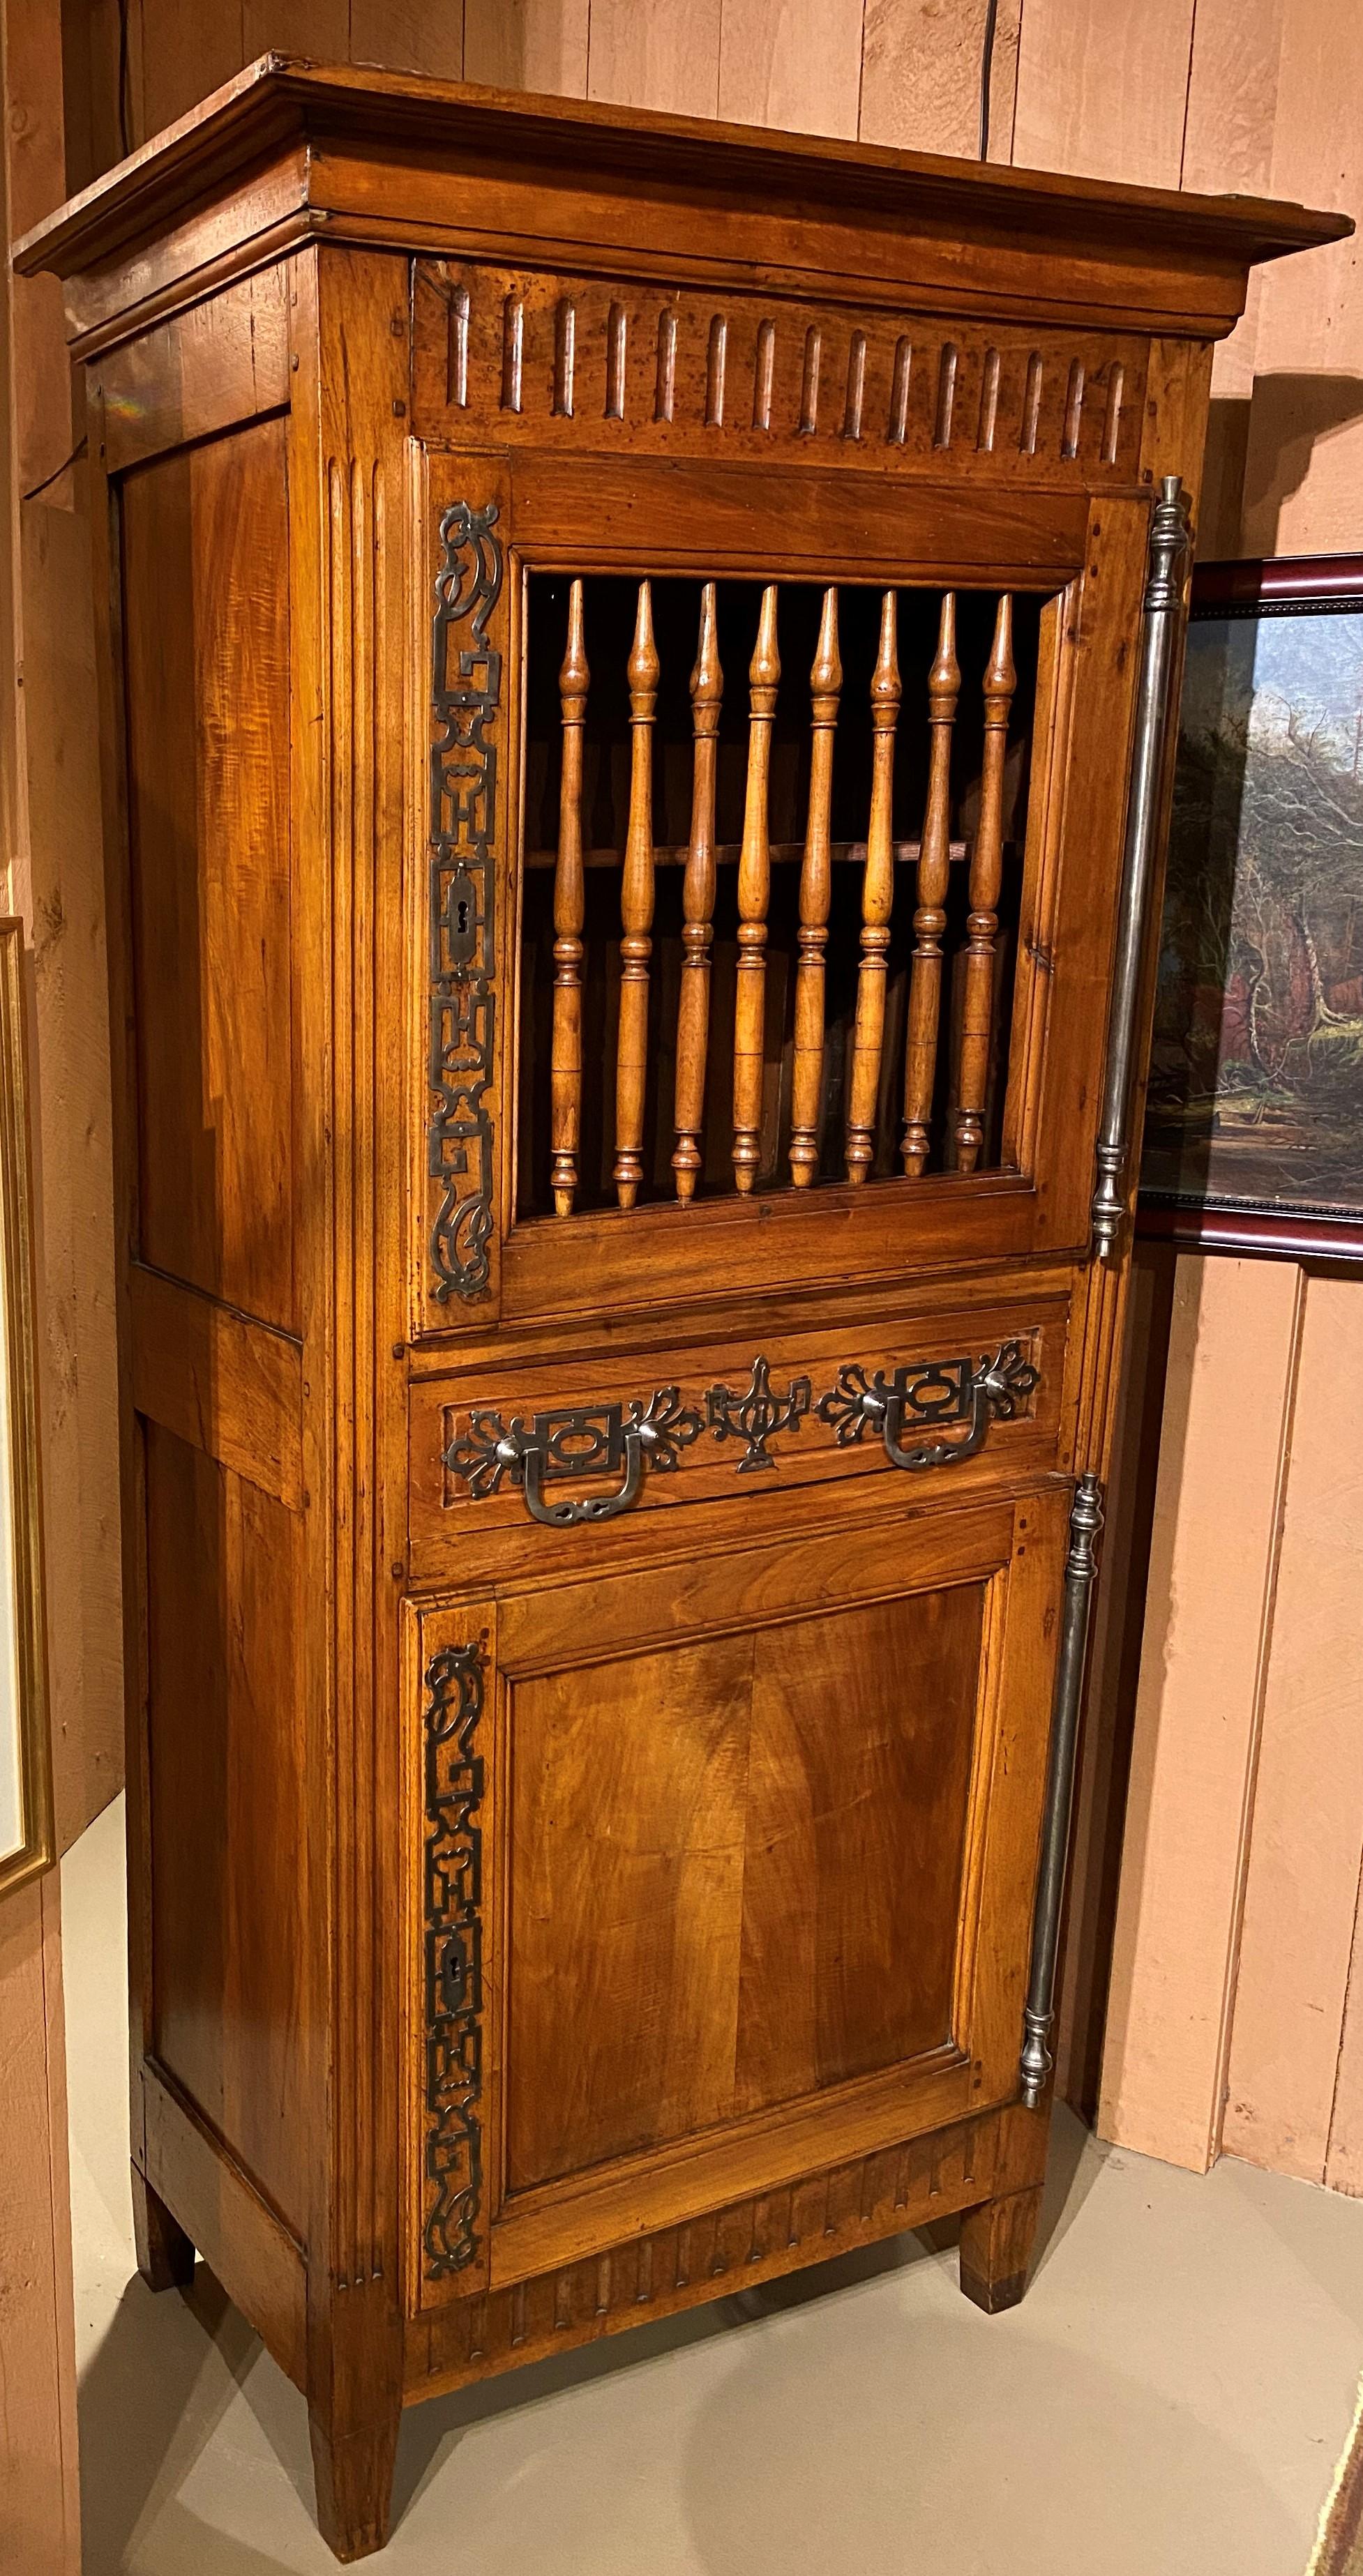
[815, 1340, 1039, 1471]
[520, 1423, 647, 1526]
[443, 1386, 704, 1526]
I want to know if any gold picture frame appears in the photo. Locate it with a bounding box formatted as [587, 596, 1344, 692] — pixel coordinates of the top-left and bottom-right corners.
[0, 920, 52, 1895]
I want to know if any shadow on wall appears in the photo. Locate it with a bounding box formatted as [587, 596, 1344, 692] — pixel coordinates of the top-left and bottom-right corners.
[1205, 374, 1363, 560]
[1055, 1242, 1178, 2126]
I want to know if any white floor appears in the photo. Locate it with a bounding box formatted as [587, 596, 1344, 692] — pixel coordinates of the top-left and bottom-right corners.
[66, 1794, 1363, 2575]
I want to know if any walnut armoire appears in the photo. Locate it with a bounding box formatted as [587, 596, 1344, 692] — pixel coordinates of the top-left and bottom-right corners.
[15, 59, 1344, 2563]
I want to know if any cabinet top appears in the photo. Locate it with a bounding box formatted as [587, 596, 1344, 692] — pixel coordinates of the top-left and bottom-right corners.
[13, 51, 1350, 349]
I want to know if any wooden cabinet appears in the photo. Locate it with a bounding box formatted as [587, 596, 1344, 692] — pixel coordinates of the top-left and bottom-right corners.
[16, 59, 1343, 2563]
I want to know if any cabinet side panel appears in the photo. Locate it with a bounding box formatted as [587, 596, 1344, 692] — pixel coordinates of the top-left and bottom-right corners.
[120, 416, 296, 1333]
[144, 1420, 308, 2237]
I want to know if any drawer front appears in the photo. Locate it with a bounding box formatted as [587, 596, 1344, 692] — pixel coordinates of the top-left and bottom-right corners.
[407, 1287, 1070, 1589]
[402, 1474, 1068, 2314]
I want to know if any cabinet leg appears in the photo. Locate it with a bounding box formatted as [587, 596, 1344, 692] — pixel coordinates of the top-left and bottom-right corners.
[958, 2182, 1044, 2315]
[310, 2406, 401, 2566]
[131, 2163, 195, 2293]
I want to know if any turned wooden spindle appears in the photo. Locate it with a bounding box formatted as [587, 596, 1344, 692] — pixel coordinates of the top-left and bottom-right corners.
[550, 581, 589, 1215]
[901, 593, 959, 1177]
[671, 584, 723, 1202]
[790, 587, 841, 1185]
[732, 585, 780, 1192]
[613, 581, 659, 1210]
[845, 591, 901, 1183]
[955, 593, 1016, 1173]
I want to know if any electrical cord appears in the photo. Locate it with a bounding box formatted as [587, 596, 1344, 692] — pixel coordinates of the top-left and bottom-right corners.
[21, 436, 88, 506]
[979, 0, 1000, 158]
[117, 0, 132, 159]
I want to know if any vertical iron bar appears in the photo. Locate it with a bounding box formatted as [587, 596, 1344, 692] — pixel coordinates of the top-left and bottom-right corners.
[1020, 1473, 1104, 2108]
[1090, 476, 1191, 1257]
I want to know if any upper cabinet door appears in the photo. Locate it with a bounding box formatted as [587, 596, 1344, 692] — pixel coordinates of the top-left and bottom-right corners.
[413, 439, 1152, 1340]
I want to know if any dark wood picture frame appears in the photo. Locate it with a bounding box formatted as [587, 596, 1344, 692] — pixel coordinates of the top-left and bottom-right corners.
[1138, 552, 1363, 1260]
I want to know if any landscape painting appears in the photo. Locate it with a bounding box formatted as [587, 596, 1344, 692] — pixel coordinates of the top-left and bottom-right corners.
[1141, 563, 1363, 1245]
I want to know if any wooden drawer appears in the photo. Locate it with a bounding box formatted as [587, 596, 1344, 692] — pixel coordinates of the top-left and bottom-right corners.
[407, 1286, 1071, 1589]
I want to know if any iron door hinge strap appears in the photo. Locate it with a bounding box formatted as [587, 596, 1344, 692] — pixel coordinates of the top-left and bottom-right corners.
[1020, 1471, 1105, 2109]
[422, 1634, 488, 2279]
[1090, 476, 1191, 1260]
[428, 499, 502, 1305]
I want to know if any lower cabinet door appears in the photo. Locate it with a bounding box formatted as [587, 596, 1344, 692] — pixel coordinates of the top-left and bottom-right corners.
[405, 1478, 1068, 2315]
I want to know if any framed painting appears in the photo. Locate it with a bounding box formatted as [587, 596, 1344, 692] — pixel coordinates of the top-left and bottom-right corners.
[0, 920, 52, 1897]
[1138, 554, 1363, 1259]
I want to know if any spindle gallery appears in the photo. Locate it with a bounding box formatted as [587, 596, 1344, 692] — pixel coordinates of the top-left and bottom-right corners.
[518, 577, 1032, 1214]
[16, 56, 1341, 2563]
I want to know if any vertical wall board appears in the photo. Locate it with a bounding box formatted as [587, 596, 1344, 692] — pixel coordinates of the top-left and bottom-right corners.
[586, 0, 722, 118]
[4, 0, 73, 496]
[1180, 0, 1283, 552]
[349, 2, 465, 77]
[1240, 0, 1363, 555]
[718, 0, 864, 139]
[1223, 1275, 1363, 2181]
[1180, 0, 1283, 197]
[464, 0, 590, 94]
[139, 0, 246, 144]
[1012, 0, 1196, 188]
[859, 0, 1019, 160]
[80, 0, 133, 172]
[1327, 1875, 1363, 2195]
[241, 0, 350, 66]
[1098, 1257, 1304, 2172]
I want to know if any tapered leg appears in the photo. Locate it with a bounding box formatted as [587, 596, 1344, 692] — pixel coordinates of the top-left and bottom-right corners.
[131, 2163, 195, 2292]
[310, 2406, 402, 2566]
[958, 2182, 1044, 2315]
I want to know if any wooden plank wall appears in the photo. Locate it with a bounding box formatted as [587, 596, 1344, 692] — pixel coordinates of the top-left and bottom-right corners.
[44, 0, 1363, 2192]
[1096, 0, 1363, 2194]
[116, 2, 1363, 2198]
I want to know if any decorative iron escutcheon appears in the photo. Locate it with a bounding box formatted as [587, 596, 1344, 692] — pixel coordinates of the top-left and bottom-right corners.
[443, 1386, 704, 1526]
[816, 1340, 1039, 1470]
[704, 1355, 812, 1472]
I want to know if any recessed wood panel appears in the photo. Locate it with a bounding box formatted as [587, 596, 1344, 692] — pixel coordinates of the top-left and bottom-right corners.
[735, 1586, 984, 2112]
[506, 1632, 753, 2190]
[121, 414, 295, 1331]
[505, 1579, 984, 2194]
[145, 1421, 308, 2234]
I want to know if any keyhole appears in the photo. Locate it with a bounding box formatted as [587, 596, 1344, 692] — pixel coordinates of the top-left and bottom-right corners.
[455, 897, 470, 936]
